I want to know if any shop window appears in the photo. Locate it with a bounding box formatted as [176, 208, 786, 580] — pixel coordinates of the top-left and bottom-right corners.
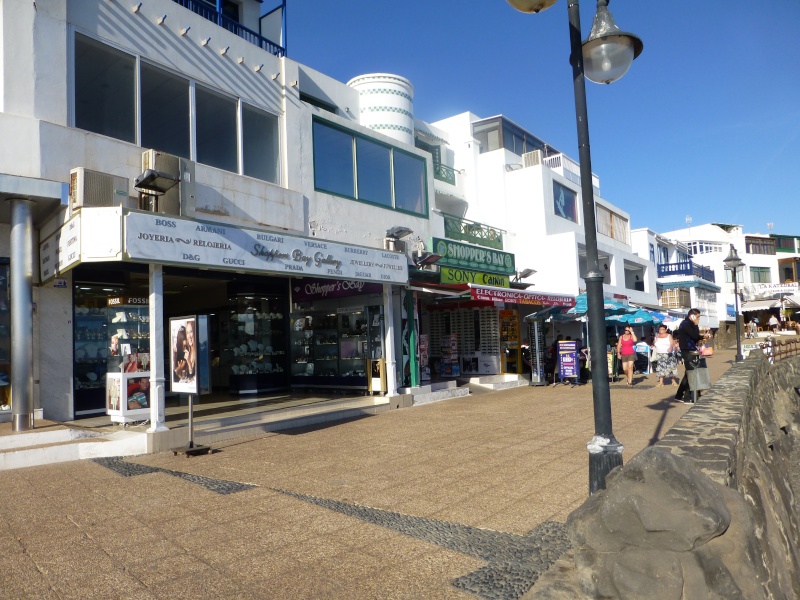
[140, 63, 190, 158]
[553, 181, 578, 223]
[74, 33, 136, 143]
[196, 85, 238, 172]
[242, 104, 280, 183]
[356, 138, 392, 207]
[393, 150, 426, 215]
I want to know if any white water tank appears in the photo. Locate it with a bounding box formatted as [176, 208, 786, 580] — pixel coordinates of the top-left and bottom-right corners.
[347, 73, 414, 145]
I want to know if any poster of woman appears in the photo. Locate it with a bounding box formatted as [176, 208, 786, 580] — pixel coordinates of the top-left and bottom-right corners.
[170, 316, 198, 394]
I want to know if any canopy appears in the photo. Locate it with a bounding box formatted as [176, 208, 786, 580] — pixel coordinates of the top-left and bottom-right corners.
[606, 309, 662, 326]
[566, 293, 635, 316]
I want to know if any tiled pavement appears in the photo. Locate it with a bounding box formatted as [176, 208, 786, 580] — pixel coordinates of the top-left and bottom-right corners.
[0, 348, 737, 599]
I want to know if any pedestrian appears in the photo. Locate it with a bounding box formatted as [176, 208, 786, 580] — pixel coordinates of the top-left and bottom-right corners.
[616, 326, 637, 387]
[768, 313, 779, 333]
[651, 324, 679, 387]
[674, 308, 709, 402]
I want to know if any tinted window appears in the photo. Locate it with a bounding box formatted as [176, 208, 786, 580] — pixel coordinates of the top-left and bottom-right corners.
[242, 105, 279, 183]
[356, 138, 391, 207]
[140, 64, 190, 158]
[313, 121, 354, 198]
[74, 34, 135, 143]
[393, 151, 426, 215]
[196, 85, 237, 172]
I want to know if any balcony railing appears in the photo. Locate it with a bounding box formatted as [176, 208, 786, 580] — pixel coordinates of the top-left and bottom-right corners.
[657, 261, 716, 283]
[172, 0, 285, 57]
[442, 213, 503, 250]
[433, 162, 456, 185]
[542, 153, 600, 196]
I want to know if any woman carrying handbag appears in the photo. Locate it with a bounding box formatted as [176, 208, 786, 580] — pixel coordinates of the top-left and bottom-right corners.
[651, 324, 679, 387]
[616, 327, 638, 387]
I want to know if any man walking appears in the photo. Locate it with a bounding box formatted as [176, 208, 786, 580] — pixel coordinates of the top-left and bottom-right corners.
[674, 308, 708, 402]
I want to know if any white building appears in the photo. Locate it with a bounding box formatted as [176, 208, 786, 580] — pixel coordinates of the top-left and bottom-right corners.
[658, 223, 799, 328]
[427, 112, 658, 306]
[630, 228, 720, 327]
[0, 0, 442, 433]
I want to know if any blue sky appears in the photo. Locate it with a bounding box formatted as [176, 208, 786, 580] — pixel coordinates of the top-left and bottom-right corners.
[287, 1, 800, 237]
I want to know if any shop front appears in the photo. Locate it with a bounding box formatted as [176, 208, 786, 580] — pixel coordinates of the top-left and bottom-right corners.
[411, 238, 574, 383]
[40, 207, 408, 422]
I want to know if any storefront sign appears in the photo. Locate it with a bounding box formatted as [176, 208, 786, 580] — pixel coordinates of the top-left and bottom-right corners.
[169, 315, 198, 395]
[39, 214, 81, 281]
[742, 282, 799, 300]
[468, 284, 575, 307]
[291, 277, 383, 303]
[440, 267, 509, 287]
[432, 237, 515, 275]
[558, 340, 580, 380]
[125, 211, 408, 284]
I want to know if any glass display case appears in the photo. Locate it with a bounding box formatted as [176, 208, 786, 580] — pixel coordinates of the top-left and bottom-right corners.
[289, 307, 383, 391]
[73, 295, 111, 417]
[104, 297, 150, 423]
[220, 295, 288, 394]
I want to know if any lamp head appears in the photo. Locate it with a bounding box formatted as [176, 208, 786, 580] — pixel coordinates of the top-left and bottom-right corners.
[723, 244, 744, 271]
[505, 0, 558, 13]
[517, 268, 537, 279]
[582, 4, 643, 84]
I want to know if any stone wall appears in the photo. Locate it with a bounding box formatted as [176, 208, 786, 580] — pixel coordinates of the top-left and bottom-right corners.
[529, 354, 800, 599]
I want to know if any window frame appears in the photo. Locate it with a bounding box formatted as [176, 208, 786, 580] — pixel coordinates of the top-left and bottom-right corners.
[71, 31, 281, 185]
[312, 117, 429, 217]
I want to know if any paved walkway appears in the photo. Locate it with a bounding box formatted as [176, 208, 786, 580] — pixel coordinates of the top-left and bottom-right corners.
[0, 348, 737, 599]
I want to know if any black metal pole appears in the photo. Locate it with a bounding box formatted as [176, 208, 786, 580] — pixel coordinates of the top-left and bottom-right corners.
[567, 0, 623, 494]
[733, 275, 743, 361]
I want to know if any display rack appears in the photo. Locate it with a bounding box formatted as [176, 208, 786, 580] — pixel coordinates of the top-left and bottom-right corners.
[500, 309, 520, 373]
[289, 307, 382, 391]
[221, 295, 288, 395]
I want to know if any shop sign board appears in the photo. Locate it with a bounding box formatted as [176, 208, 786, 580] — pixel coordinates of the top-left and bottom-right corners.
[558, 340, 580, 380]
[169, 315, 198, 395]
[440, 267, 509, 287]
[39, 214, 81, 281]
[125, 211, 408, 284]
[292, 277, 383, 303]
[468, 284, 575, 307]
[742, 282, 799, 300]
[432, 237, 515, 276]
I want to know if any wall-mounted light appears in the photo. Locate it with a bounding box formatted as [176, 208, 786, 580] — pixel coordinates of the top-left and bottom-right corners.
[271, 72, 280, 80]
[132, 2, 142, 13]
[414, 252, 442, 267]
[255, 64, 264, 73]
[220, 46, 229, 55]
[385, 226, 414, 240]
[157, 14, 167, 25]
[290, 80, 299, 88]
[202, 37, 210, 46]
[181, 26, 191, 36]
[238, 57, 245, 64]
[133, 169, 179, 196]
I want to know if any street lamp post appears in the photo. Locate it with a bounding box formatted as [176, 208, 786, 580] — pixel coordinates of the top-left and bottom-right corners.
[723, 244, 745, 362]
[506, 0, 642, 494]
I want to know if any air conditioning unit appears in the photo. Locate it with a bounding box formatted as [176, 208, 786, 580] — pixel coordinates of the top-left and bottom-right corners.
[383, 238, 407, 253]
[140, 150, 196, 216]
[523, 150, 542, 168]
[69, 168, 129, 211]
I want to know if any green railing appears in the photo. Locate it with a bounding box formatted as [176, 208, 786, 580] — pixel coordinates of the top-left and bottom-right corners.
[442, 213, 503, 250]
[433, 162, 456, 185]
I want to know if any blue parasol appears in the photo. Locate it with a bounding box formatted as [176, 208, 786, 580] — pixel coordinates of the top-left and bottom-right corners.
[606, 309, 662, 326]
[566, 293, 636, 316]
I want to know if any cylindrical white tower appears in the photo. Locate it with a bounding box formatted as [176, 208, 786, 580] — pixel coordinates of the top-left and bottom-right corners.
[347, 73, 414, 145]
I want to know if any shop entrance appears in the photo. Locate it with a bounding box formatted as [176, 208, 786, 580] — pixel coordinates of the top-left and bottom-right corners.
[72, 264, 291, 419]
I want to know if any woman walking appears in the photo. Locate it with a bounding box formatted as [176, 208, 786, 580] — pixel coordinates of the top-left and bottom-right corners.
[651, 324, 679, 387]
[616, 326, 637, 386]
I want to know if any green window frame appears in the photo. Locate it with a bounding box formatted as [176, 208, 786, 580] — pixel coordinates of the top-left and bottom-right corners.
[312, 118, 428, 217]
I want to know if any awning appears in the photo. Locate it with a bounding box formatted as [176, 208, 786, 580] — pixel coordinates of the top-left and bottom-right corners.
[741, 299, 780, 312]
[467, 284, 575, 307]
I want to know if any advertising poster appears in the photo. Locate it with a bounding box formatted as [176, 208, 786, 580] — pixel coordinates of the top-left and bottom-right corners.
[170, 315, 198, 394]
[558, 340, 579, 380]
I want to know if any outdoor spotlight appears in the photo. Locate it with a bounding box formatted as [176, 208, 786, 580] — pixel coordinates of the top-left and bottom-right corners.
[133, 169, 179, 196]
[385, 226, 414, 240]
[516, 268, 537, 280]
[415, 252, 443, 267]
